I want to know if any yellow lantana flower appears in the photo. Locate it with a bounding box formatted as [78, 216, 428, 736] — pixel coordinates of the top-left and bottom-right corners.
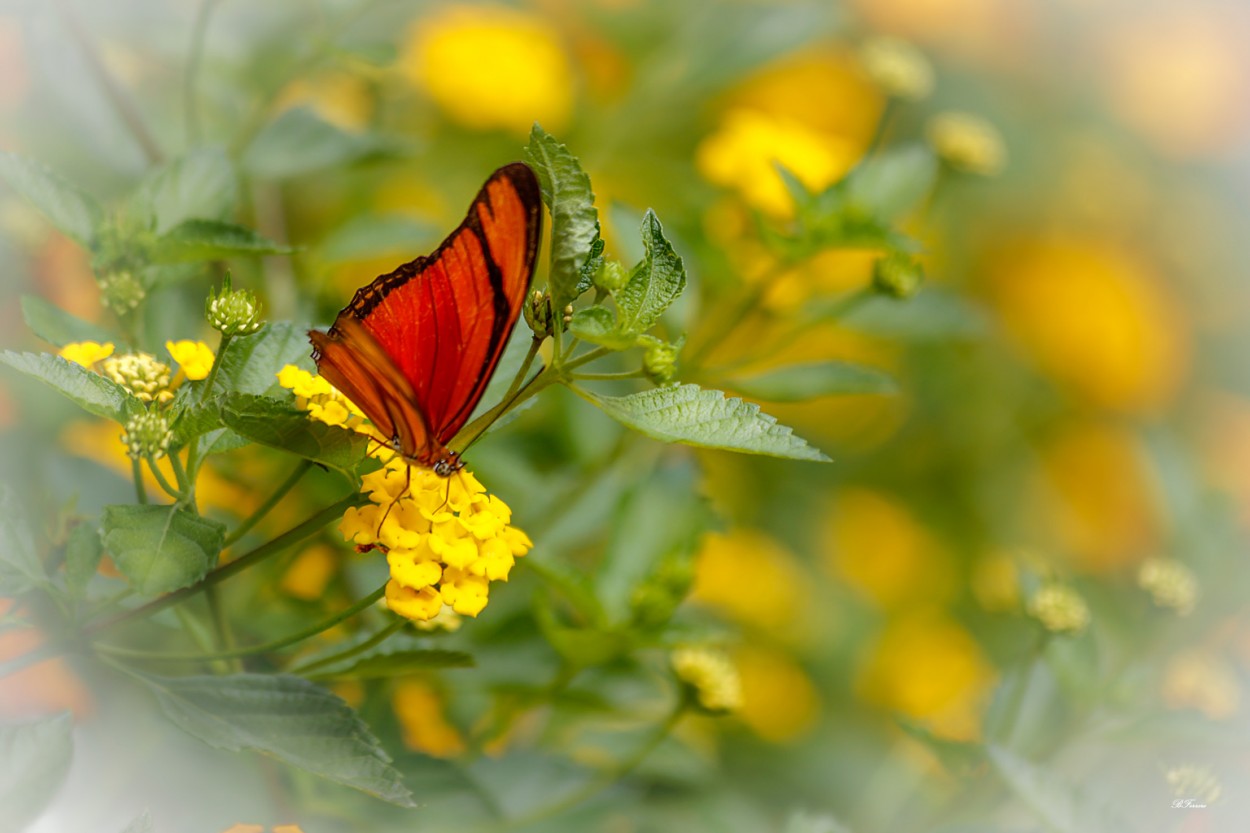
[166, 339, 215, 381]
[400, 5, 573, 134]
[59, 340, 114, 367]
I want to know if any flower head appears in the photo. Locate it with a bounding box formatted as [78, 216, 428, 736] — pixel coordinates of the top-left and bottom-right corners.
[102, 352, 173, 404]
[927, 111, 1006, 176]
[166, 340, 216, 381]
[1137, 557, 1197, 615]
[859, 36, 934, 101]
[1027, 582, 1090, 634]
[671, 646, 742, 714]
[59, 341, 114, 368]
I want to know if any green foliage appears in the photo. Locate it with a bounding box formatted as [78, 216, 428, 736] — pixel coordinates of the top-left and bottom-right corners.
[0, 713, 74, 833]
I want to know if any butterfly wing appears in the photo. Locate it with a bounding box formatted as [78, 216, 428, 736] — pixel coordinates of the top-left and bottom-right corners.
[312, 163, 542, 466]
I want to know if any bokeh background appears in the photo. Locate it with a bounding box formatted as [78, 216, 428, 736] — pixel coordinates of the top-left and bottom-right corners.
[2, 0, 1249, 831]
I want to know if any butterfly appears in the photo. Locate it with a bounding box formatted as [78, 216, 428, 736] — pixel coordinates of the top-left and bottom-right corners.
[310, 163, 543, 476]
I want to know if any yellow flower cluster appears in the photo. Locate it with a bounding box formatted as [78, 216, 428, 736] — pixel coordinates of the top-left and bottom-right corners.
[277, 365, 533, 622]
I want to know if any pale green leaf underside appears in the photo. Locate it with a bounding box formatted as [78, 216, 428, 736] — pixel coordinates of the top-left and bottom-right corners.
[577, 383, 830, 462]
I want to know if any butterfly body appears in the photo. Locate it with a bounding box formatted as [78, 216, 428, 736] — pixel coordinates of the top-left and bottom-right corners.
[310, 163, 543, 475]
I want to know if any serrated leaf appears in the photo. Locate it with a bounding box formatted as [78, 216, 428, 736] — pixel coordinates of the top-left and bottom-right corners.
[0, 151, 102, 246]
[127, 147, 238, 234]
[0, 351, 142, 423]
[140, 672, 415, 807]
[217, 323, 311, 396]
[221, 393, 370, 477]
[0, 712, 73, 833]
[0, 485, 44, 595]
[576, 383, 830, 462]
[845, 144, 937, 221]
[614, 210, 686, 336]
[20, 296, 116, 348]
[149, 219, 293, 263]
[243, 108, 381, 179]
[729, 361, 897, 402]
[567, 306, 636, 350]
[524, 125, 600, 310]
[102, 505, 224, 596]
[988, 746, 1133, 833]
[64, 520, 103, 599]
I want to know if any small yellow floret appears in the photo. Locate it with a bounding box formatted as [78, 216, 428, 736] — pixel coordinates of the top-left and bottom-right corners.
[166, 339, 215, 381]
[59, 341, 114, 367]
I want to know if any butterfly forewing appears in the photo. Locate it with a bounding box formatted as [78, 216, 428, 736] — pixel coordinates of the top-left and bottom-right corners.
[311, 163, 542, 469]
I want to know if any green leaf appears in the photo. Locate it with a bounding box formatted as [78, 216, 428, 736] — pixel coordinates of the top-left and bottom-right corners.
[64, 520, 103, 599]
[567, 307, 636, 350]
[149, 219, 293, 263]
[0, 351, 142, 423]
[218, 323, 311, 396]
[102, 505, 225, 596]
[139, 672, 415, 807]
[221, 393, 370, 477]
[614, 210, 686, 336]
[988, 746, 1133, 833]
[0, 712, 73, 833]
[845, 144, 937, 221]
[0, 485, 43, 594]
[243, 108, 381, 179]
[127, 146, 238, 234]
[576, 383, 830, 462]
[524, 125, 600, 310]
[729, 361, 897, 402]
[20, 296, 116, 348]
[0, 151, 102, 246]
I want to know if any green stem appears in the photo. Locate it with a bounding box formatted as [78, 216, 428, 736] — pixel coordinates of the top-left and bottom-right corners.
[200, 333, 232, 403]
[184, 0, 221, 144]
[223, 460, 312, 546]
[87, 493, 365, 635]
[132, 457, 148, 504]
[289, 616, 406, 676]
[95, 584, 387, 663]
[146, 456, 184, 500]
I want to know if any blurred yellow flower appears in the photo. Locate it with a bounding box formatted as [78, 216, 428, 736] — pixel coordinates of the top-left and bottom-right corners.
[926, 111, 1005, 176]
[671, 646, 742, 713]
[987, 237, 1189, 413]
[165, 339, 215, 381]
[393, 679, 465, 757]
[1033, 421, 1163, 573]
[734, 644, 820, 743]
[400, 5, 573, 134]
[690, 529, 812, 642]
[1163, 652, 1241, 719]
[823, 488, 954, 609]
[857, 612, 995, 740]
[696, 108, 858, 218]
[58, 340, 113, 367]
[1027, 583, 1089, 635]
[859, 36, 934, 101]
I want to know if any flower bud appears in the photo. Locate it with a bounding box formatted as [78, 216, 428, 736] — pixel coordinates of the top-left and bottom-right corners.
[641, 337, 679, 385]
[671, 646, 741, 714]
[121, 410, 173, 459]
[872, 252, 924, 299]
[206, 276, 264, 336]
[1027, 582, 1090, 634]
[523, 289, 554, 339]
[99, 270, 146, 316]
[103, 352, 174, 404]
[595, 260, 630, 293]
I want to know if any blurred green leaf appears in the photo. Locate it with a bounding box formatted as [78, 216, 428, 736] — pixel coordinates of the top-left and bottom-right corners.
[217, 323, 311, 396]
[140, 672, 416, 807]
[0, 151, 101, 246]
[838, 289, 991, 340]
[20, 296, 116, 348]
[615, 210, 686, 336]
[988, 746, 1133, 833]
[0, 351, 143, 423]
[243, 108, 381, 179]
[0, 712, 73, 833]
[221, 393, 370, 477]
[126, 147, 238, 234]
[0, 485, 43, 595]
[102, 505, 224, 596]
[567, 307, 636, 350]
[64, 520, 103, 600]
[149, 219, 293, 264]
[845, 144, 938, 221]
[728, 361, 897, 401]
[317, 214, 435, 265]
[576, 383, 830, 462]
[524, 125, 600, 310]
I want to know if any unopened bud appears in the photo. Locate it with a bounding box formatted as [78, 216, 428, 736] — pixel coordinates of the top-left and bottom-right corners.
[206, 276, 264, 336]
[122, 410, 173, 459]
[872, 252, 924, 299]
